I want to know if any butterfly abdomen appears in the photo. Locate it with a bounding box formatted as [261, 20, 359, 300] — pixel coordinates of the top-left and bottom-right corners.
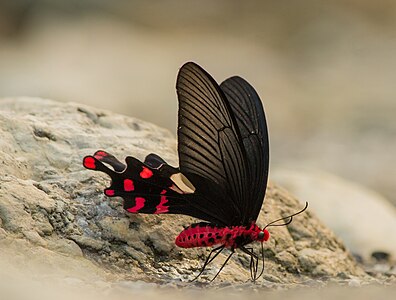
[175, 222, 225, 248]
[175, 222, 263, 249]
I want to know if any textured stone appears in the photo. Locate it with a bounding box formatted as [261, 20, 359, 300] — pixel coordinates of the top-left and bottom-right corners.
[69, 234, 107, 251]
[272, 169, 396, 260]
[46, 237, 83, 257]
[0, 97, 371, 288]
[0, 228, 6, 239]
[22, 230, 48, 247]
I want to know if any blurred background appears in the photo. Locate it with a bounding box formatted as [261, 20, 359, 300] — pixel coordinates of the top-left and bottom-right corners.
[0, 0, 395, 206]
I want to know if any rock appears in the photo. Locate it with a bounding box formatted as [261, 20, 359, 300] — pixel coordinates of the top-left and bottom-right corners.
[0, 177, 56, 234]
[69, 234, 107, 251]
[0, 228, 7, 239]
[22, 230, 48, 247]
[0, 235, 112, 300]
[272, 169, 396, 261]
[0, 97, 368, 287]
[47, 237, 83, 257]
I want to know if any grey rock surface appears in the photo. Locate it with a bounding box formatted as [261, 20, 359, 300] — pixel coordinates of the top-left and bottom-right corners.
[272, 169, 396, 261]
[0, 98, 383, 291]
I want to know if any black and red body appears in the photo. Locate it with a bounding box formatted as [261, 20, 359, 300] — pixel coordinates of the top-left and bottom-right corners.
[175, 222, 270, 249]
[83, 62, 274, 281]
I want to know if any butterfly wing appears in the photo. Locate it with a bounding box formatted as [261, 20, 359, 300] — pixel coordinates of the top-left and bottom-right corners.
[83, 151, 230, 224]
[220, 76, 269, 224]
[176, 62, 251, 225]
[83, 63, 268, 227]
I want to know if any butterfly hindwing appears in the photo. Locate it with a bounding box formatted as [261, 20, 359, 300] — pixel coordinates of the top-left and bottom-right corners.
[83, 152, 230, 224]
[220, 76, 269, 224]
[92, 150, 126, 172]
[84, 153, 181, 214]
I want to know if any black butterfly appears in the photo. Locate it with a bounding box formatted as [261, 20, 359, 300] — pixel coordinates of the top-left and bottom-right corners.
[83, 62, 307, 281]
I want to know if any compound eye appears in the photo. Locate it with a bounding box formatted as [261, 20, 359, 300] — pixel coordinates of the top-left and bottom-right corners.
[258, 231, 265, 240]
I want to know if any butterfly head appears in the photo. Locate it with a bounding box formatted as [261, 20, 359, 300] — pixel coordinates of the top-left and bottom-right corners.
[257, 229, 270, 242]
[245, 224, 270, 243]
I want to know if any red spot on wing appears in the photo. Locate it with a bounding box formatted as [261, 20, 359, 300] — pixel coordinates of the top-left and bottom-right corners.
[170, 184, 185, 194]
[105, 189, 115, 196]
[123, 179, 134, 191]
[94, 151, 108, 159]
[140, 167, 153, 179]
[83, 156, 96, 169]
[127, 197, 145, 213]
[155, 191, 169, 214]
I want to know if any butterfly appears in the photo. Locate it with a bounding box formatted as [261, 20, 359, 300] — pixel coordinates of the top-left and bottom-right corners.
[83, 62, 307, 282]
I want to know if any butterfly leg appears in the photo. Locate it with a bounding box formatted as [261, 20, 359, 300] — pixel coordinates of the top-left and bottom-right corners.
[248, 248, 258, 280]
[191, 245, 225, 282]
[209, 249, 235, 282]
[240, 246, 259, 282]
[241, 247, 256, 280]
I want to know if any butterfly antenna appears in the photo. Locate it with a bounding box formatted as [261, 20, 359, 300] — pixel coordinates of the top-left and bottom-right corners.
[250, 202, 308, 282]
[263, 202, 308, 230]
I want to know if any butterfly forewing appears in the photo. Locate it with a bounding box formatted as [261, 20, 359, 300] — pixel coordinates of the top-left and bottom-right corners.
[176, 62, 251, 225]
[220, 76, 269, 224]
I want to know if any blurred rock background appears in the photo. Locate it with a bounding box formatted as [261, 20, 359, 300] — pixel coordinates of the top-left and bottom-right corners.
[0, 0, 395, 209]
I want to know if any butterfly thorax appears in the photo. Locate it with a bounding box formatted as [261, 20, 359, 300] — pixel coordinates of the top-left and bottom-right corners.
[175, 222, 270, 250]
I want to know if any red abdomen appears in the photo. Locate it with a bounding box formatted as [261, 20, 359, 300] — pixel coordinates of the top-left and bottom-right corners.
[175, 222, 267, 249]
[175, 222, 225, 248]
